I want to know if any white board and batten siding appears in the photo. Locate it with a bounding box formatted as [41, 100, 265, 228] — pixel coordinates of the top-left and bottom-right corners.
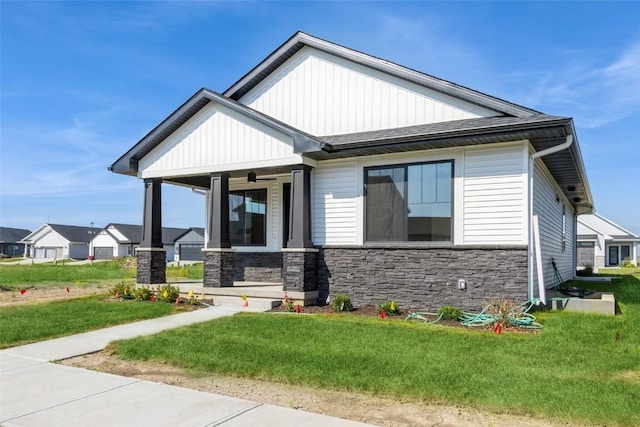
[462, 143, 528, 245]
[139, 103, 304, 179]
[240, 47, 499, 136]
[532, 160, 576, 291]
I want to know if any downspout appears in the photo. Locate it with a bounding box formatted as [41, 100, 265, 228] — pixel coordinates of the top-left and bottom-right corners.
[528, 135, 573, 300]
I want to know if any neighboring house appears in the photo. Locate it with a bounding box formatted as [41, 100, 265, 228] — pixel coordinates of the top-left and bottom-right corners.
[20, 224, 96, 259]
[89, 223, 189, 261]
[174, 227, 205, 262]
[577, 213, 639, 269]
[0, 227, 31, 257]
[110, 32, 593, 310]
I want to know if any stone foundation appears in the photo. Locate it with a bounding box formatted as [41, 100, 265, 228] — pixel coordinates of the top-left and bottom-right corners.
[203, 250, 235, 287]
[136, 249, 166, 284]
[282, 250, 318, 292]
[318, 245, 528, 311]
[234, 252, 283, 282]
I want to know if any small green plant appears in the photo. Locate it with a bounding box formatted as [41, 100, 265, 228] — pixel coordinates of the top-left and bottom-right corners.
[620, 258, 635, 268]
[487, 297, 520, 325]
[378, 300, 400, 316]
[282, 292, 295, 312]
[331, 294, 353, 312]
[134, 285, 154, 301]
[108, 281, 135, 299]
[156, 284, 180, 303]
[438, 305, 463, 321]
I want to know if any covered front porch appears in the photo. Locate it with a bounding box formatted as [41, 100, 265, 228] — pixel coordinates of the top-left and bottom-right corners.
[108, 89, 328, 306]
[136, 164, 320, 306]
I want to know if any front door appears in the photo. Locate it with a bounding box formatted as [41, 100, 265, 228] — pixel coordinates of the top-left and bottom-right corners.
[609, 246, 619, 266]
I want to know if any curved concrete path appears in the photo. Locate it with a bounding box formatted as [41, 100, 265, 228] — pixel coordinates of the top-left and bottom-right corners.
[0, 307, 373, 426]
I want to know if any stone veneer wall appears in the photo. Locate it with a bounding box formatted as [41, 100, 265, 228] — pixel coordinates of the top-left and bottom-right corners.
[282, 251, 318, 292]
[136, 250, 166, 284]
[317, 246, 528, 311]
[203, 251, 235, 287]
[234, 252, 283, 282]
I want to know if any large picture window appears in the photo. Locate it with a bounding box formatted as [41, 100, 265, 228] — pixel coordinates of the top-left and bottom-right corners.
[229, 189, 267, 246]
[365, 160, 453, 242]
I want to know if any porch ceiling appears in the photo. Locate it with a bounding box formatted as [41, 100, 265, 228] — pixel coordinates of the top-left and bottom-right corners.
[163, 165, 295, 189]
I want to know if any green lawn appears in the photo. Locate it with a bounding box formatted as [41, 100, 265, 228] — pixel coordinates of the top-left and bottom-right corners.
[0, 259, 204, 289]
[111, 270, 640, 426]
[0, 295, 190, 348]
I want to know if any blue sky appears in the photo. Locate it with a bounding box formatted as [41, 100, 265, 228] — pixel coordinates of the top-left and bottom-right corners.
[1, 1, 639, 235]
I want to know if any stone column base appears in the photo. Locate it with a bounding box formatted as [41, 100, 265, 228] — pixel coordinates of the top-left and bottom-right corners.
[282, 249, 318, 292]
[203, 249, 235, 287]
[136, 248, 167, 284]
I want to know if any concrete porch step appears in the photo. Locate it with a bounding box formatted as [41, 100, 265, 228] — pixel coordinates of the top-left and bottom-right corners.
[174, 281, 319, 306]
[211, 295, 282, 310]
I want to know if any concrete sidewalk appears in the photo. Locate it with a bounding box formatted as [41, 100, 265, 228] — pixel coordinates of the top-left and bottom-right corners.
[0, 307, 373, 426]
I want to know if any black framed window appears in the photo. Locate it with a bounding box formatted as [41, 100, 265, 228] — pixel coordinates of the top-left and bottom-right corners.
[365, 160, 453, 242]
[229, 189, 267, 246]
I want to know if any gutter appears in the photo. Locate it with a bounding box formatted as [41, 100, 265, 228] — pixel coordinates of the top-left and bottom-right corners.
[527, 135, 573, 302]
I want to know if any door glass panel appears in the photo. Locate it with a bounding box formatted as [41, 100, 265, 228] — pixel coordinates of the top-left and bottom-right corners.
[621, 246, 630, 262]
[609, 246, 619, 266]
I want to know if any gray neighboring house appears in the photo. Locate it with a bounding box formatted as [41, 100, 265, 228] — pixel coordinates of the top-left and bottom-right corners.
[174, 227, 205, 262]
[0, 227, 31, 257]
[20, 224, 96, 259]
[89, 223, 189, 261]
[577, 213, 639, 270]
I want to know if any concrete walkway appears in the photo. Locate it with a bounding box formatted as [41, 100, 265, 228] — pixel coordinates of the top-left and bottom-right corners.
[0, 307, 373, 426]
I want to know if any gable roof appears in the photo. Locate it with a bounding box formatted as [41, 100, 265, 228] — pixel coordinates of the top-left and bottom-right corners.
[577, 213, 640, 242]
[48, 224, 96, 244]
[224, 32, 540, 118]
[21, 224, 97, 244]
[0, 227, 32, 243]
[174, 227, 205, 242]
[109, 89, 325, 176]
[105, 223, 191, 245]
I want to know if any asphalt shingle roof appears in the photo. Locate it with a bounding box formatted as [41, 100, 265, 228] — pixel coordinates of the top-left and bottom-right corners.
[0, 227, 32, 243]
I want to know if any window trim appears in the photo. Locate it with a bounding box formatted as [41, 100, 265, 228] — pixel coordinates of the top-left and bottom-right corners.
[364, 159, 454, 243]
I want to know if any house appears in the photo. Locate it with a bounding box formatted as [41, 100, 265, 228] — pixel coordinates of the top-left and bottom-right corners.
[109, 32, 593, 309]
[577, 213, 639, 269]
[0, 227, 31, 257]
[89, 223, 189, 261]
[173, 227, 205, 262]
[20, 224, 96, 259]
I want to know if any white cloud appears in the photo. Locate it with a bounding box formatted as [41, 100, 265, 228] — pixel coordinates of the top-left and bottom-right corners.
[520, 40, 640, 128]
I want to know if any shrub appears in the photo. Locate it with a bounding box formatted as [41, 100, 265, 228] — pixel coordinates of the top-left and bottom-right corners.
[156, 284, 180, 303]
[134, 285, 154, 301]
[108, 281, 135, 299]
[438, 305, 462, 321]
[576, 265, 593, 276]
[487, 298, 520, 325]
[282, 292, 295, 312]
[621, 258, 634, 268]
[378, 300, 400, 316]
[331, 294, 353, 312]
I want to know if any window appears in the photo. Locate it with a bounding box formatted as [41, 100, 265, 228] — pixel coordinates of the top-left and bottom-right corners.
[229, 189, 267, 246]
[621, 245, 630, 263]
[365, 160, 453, 242]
